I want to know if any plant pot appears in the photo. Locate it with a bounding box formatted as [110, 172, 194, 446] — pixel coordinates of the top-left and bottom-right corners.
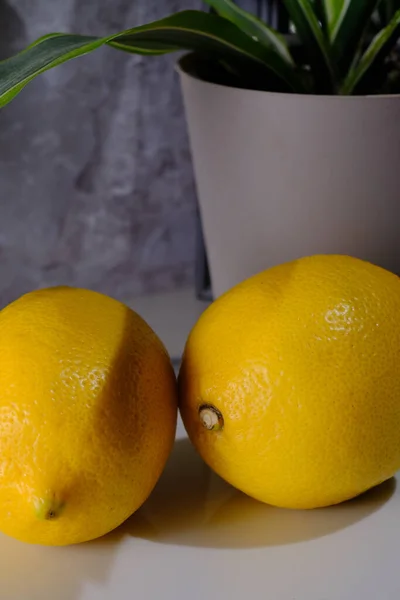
[178, 55, 400, 298]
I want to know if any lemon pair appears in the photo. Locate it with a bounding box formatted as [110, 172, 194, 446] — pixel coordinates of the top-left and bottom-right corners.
[1, 254, 400, 546]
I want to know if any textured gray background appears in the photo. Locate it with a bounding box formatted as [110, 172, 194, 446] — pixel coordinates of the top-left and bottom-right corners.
[0, 0, 203, 307]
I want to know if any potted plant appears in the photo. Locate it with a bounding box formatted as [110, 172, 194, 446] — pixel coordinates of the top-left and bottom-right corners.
[1, 1, 400, 296]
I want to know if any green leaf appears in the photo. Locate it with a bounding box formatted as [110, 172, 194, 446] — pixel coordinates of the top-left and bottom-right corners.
[378, 0, 400, 26]
[106, 11, 305, 92]
[321, 0, 346, 35]
[202, 0, 295, 65]
[0, 34, 103, 106]
[310, 0, 327, 30]
[341, 8, 400, 93]
[325, 0, 380, 76]
[0, 10, 306, 107]
[283, 0, 336, 92]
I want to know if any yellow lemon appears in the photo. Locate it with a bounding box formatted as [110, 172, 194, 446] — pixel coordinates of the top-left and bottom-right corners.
[179, 255, 400, 509]
[0, 287, 177, 545]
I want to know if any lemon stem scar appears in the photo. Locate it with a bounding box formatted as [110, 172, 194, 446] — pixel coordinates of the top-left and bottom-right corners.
[199, 404, 224, 431]
[35, 497, 65, 521]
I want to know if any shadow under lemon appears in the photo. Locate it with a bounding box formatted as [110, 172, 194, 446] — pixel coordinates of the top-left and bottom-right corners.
[118, 437, 396, 550]
[0, 438, 395, 600]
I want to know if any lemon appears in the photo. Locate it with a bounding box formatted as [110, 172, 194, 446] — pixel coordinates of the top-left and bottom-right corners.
[179, 255, 400, 509]
[0, 287, 177, 545]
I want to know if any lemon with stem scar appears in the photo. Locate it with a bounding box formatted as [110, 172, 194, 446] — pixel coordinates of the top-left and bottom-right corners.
[0, 287, 177, 545]
[179, 255, 400, 509]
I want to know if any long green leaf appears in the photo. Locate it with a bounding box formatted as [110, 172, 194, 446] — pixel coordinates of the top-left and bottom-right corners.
[109, 11, 304, 91]
[202, 0, 295, 65]
[0, 31, 175, 107]
[283, 0, 336, 92]
[326, 0, 380, 76]
[341, 8, 400, 93]
[0, 10, 306, 107]
[0, 34, 104, 106]
[321, 0, 346, 36]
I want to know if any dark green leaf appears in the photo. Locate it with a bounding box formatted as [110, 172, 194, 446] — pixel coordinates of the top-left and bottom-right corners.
[341, 8, 400, 93]
[378, 0, 400, 26]
[0, 10, 307, 107]
[327, 0, 380, 77]
[321, 0, 346, 36]
[0, 34, 104, 106]
[202, 0, 295, 65]
[109, 11, 305, 91]
[283, 0, 336, 92]
[310, 0, 327, 31]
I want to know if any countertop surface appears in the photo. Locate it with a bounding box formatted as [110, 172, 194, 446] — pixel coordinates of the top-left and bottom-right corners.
[2, 290, 400, 599]
[2, 416, 400, 600]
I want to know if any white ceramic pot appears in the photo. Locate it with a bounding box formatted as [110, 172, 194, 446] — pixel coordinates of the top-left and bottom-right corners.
[178, 57, 400, 298]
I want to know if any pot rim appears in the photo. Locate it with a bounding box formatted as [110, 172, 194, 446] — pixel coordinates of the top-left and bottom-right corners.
[176, 53, 400, 101]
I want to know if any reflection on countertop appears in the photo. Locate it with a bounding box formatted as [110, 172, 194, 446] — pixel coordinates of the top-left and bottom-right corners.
[119, 437, 396, 550]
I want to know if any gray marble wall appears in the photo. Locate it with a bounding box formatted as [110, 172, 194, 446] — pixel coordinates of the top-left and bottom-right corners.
[0, 0, 203, 307]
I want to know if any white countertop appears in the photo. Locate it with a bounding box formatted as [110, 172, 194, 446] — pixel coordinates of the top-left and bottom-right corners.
[2, 289, 400, 599]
